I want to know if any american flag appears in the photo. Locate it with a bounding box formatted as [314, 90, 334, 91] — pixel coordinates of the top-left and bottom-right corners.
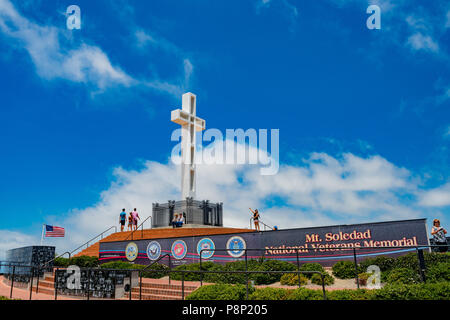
[45, 225, 65, 237]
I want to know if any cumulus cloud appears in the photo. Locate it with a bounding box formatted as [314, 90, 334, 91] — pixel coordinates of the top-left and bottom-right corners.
[419, 183, 450, 207]
[0, 0, 191, 96]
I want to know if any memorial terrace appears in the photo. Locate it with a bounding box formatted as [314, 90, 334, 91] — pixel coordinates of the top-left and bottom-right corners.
[74, 226, 253, 257]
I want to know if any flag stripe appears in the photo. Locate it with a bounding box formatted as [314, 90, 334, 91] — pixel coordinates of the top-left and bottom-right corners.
[45, 225, 65, 237]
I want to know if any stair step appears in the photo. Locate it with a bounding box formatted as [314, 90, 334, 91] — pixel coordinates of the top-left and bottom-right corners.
[139, 282, 198, 291]
[33, 287, 54, 295]
[131, 287, 196, 296]
[124, 293, 183, 300]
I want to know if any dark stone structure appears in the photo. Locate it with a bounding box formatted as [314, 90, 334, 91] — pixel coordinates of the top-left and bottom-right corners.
[152, 198, 223, 228]
[4, 246, 55, 281]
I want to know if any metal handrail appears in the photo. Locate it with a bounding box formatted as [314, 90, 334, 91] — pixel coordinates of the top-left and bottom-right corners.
[40, 251, 71, 268]
[139, 253, 172, 299]
[125, 215, 152, 241]
[249, 217, 273, 231]
[70, 225, 117, 256]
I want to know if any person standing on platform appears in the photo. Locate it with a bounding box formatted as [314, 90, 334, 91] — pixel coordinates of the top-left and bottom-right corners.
[249, 208, 260, 231]
[128, 212, 133, 231]
[431, 219, 448, 253]
[132, 208, 140, 231]
[119, 209, 127, 232]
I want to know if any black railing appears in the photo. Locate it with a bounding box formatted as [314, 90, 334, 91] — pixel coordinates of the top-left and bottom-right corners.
[125, 215, 152, 241]
[249, 217, 273, 231]
[139, 253, 172, 300]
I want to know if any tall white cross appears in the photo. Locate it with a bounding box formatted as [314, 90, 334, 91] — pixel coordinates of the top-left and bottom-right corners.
[171, 92, 206, 200]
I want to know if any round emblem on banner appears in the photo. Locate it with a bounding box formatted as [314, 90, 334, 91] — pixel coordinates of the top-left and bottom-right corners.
[171, 240, 187, 260]
[125, 242, 139, 262]
[197, 238, 215, 259]
[226, 236, 246, 258]
[146, 241, 161, 261]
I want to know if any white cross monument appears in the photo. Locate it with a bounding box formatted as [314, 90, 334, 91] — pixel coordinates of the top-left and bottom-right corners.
[171, 92, 206, 200]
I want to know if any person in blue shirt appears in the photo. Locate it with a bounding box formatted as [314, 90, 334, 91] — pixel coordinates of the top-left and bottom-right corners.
[119, 208, 127, 232]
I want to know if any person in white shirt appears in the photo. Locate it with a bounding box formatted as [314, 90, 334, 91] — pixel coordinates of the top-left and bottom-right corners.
[431, 219, 448, 253]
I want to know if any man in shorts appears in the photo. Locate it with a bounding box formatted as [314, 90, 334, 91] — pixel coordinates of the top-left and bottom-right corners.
[119, 208, 127, 232]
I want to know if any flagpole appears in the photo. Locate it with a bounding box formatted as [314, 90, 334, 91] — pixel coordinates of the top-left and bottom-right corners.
[40, 224, 45, 245]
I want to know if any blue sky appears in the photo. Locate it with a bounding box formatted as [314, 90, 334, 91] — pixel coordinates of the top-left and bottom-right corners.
[0, 0, 449, 254]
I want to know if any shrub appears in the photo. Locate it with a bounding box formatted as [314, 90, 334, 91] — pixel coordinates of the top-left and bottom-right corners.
[311, 273, 334, 286]
[54, 257, 70, 267]
[359, 256, 395, 273]
[53, 256, 99, 268]
[298, 263, 325, 279]
[186, 284, 253, 300]
[327, 289, 374, 300]
[251, 260, 297, 285]
[332, 261, 358, 279]
[371, 282, 450, 300]
[426, 262, 450, 283]
[385, 268, 420, 285]
[286, 288, 324, 300]
[280, 273, 308, 286]
[250, 287, 292, 300]
[100, 261, 168, 278]
[68, 256, 99, 268]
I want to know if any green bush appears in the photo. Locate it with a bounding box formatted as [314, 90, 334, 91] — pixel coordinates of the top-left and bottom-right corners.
[332, 261, 358, 279]
[286, 288, 324, 300]
[251, 259, 297, 285]
[299, 263, 325, 279]
[54, 257, 70, 267]
[426, 262, 450, 283]
[186, 282, 450, 300]
[311, 273, 334, 286]
[250, 287, 292, 300]
[280, 273, 308, 286]
[327, 289, 374, 300]
[53, 256, 99, 268]
[385, 267, 420, 285]
[372, 282, 450, 300]
[186, 284, 253, 300]
[173, 259, 298, 285]
[171, 262, 223, 282]
[100, 261, 168, 278]
[359, 256, 395, 273]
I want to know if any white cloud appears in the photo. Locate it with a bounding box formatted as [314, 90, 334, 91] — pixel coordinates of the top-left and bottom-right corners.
[0, 0, 134, 90]
[406, 33, 439, 53]
[0, 0, 191, 96]
[419, 183, 450, 207]
[0, 230, 38, 260]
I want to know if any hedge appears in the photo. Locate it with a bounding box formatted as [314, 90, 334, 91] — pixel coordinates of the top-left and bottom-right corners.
[185, 284, 253, 300]
[280, 273, 308, 286]
[99, 261, 169, 278]
[53, 256, 99, 268]
[186, 282, 450, 300]
[171, 259, 298, 285]
[332, 261, 358, 279]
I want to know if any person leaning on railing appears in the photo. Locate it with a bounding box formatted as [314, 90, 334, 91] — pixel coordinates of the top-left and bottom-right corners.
[431, 219, 448, 253]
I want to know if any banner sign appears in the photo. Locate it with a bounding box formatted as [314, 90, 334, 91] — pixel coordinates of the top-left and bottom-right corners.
[99, 219, 429, 267]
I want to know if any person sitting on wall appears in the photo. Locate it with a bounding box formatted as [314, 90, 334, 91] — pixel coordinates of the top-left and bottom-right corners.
[172, 214, 179, 228]
[176, 213, 185, 228]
